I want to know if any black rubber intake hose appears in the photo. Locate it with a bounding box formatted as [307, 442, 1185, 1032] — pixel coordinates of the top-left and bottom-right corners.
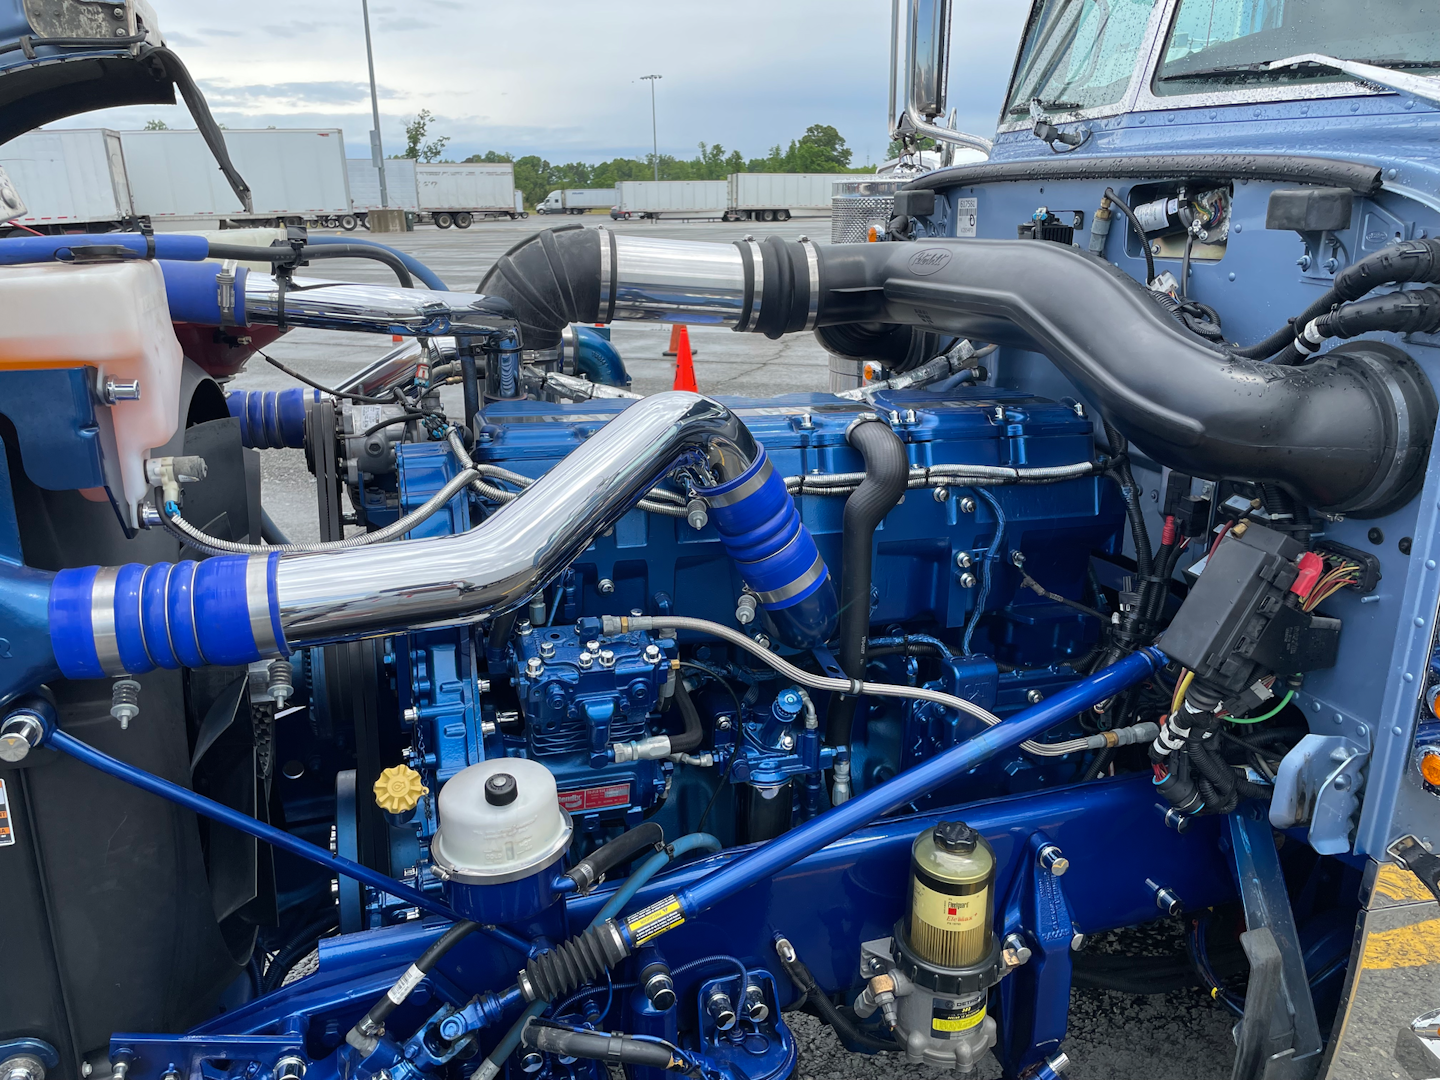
[828, 419, 910, 748]
[671, 680, 705, 754]
[809, 239, 1436, 516]
[1233, 237, 1440, 359]
[523, 1023, 680, 1070]
[564, 821, 664, 894]
[477, 229, 1435, 515]
[347, 920, 480, 1047]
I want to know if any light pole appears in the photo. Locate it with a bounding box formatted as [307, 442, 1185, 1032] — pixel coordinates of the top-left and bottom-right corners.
[641, 74, 662, 181]
[361, 0, 388, 207]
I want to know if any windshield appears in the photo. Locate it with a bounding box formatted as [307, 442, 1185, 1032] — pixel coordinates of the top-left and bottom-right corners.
[1004, 0, 1157, 119]
[1156, 0, 1440, 95]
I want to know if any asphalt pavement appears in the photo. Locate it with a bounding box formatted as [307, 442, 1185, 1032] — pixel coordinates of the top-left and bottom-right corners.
[230, 215, 1249, 1077]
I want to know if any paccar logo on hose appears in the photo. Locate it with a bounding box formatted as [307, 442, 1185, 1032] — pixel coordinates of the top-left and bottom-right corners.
[908, 248, 952, 276]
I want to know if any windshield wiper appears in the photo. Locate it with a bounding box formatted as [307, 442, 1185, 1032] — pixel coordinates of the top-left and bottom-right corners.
[1007, 98, 1084, 115]
[1160, 52, 1440, 106]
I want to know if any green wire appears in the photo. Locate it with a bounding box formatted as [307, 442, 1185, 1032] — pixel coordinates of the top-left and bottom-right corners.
[1227, 690, 1294, 725]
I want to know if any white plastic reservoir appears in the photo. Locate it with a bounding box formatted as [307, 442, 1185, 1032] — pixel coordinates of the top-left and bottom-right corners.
[0, 259, 184, 525]
[432, 757, 572, 882]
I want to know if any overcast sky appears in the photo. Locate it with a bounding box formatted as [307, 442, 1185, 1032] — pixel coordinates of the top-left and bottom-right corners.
[50, 0, 1032, 166]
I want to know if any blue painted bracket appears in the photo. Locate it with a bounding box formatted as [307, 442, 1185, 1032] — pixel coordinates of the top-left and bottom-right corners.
[998, 831, 1077, 1076]
[0, 436, 59, 708]
[1226, 808, 1323, 1080]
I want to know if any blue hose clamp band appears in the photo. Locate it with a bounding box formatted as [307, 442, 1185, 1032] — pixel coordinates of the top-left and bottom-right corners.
[166, 561, 208, 669]
[142, 563, 180, 670]
[112, 563, 155, 674]
[267, 552, 289, 657]
[49, 566, 104, 679]
[194, 555, 262, 666]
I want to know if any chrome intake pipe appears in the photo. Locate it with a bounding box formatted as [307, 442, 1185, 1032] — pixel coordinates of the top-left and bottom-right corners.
[242, 274, 517, 338]
[47, 393, 839, 678]
[478, 227, 1435, 516]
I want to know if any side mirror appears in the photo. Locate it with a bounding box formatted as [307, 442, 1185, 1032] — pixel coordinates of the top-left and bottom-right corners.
[910, 0, 951, 120]
[890, 0, 992, 158]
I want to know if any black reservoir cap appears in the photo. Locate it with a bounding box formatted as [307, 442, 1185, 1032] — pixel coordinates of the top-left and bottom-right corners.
[485, 772, 518, 806]
[933, 820, 978, 853]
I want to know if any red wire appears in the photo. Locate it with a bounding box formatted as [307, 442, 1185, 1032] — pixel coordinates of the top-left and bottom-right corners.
[1209, 520, 1232, 557]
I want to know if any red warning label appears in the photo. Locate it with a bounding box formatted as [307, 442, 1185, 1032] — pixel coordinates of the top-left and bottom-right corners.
[0, 778, 13, 847]
[558, 782, 632, 813]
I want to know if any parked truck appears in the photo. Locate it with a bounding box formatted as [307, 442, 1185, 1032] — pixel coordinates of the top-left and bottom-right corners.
[724, 172, 858, 221]
[612, 179, 727, 221]
[415, 162, 518, 227]
[0, 128, 135, 233]
[119, 127, 351, 230]
[537, 187, 616, 215]
[345, 158, 420, 230]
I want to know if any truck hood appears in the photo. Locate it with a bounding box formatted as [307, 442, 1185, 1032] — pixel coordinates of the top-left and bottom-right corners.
[0, 0, 251, 210]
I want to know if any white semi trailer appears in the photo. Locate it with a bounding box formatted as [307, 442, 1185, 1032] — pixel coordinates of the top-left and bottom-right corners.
[415, 163, 519, 227]
[119, 128, 352, 230]
[345, 158, 420, 229]
[0, 128, 135, 233]
[724, 173, 858, 221]
[537, 188, 616, 215]
[613, 180, 727, 221]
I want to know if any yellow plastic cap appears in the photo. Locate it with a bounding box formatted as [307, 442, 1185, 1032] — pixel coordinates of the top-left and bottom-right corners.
[374, 763, 428, 813]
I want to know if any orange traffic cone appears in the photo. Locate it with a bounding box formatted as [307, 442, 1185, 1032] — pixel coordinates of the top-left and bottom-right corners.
[663, 323, 696, 357]
[672, 324, 698, 392]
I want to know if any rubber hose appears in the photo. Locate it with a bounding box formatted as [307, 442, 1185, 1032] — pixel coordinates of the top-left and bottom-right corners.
[479, 834, 721, 1079]
[352, 920, 480, 1039]
[203, 242, 414, 289]
[828, 419, 910, 749]
[261, 912, 336, 993]
[523, 1025, 674, 1069]
[565, 821, 665, 893]
[475, 225, 600, 349]
[671, 680, 705, 754]
[775, 946, 899, 1053]
[1082, 746, 1115, 782]
[1103, 186, 1156, 286]
[306, 235, 448, 291]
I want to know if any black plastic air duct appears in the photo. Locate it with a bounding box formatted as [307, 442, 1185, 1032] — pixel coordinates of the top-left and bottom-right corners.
[477, 229, 1436, 516]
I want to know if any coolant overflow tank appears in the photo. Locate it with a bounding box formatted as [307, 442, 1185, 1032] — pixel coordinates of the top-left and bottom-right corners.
[908, 820, 996, 968]
[431, 757, 573, 924]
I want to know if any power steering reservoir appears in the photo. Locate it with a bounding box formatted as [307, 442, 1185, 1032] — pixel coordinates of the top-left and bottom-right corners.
[854, 820, 1012, 1072]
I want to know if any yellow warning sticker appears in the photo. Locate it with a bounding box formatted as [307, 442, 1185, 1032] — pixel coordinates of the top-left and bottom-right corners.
[913, 880, 987, 931]
[932, 999, 986, 1035]
[626, 894, 686, 945]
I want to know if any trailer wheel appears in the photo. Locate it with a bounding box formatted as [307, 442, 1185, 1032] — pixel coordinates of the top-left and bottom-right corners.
[521, 212, 530, 219]
[340, 214, 359, 231]
[436, 212, 454, 229]
[454, 212, 473, 229]
[777, 209, 791, 222]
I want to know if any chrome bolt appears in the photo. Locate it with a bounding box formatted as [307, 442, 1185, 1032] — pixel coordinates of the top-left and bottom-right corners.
[1072, 402, 1086, 417]
[525, 657, 544, 677]
[402, 706, 419, 723]
[1070, 932, 1087, 952]
[597, 578, 615, 595]
[1027, 689, 1044, 705]
[517, 619, 532, 636]
[1003, 932, 1032, 965]
[955, 551, 973, 569]
[643, 644, 662, 663]
[586, 640, 601, 654]
[753, 633, 770, 649]
[1038, 843, 1068, 875]
[1147, 878, 1183, 915]
[736, 593, 758, 625]
[274, 1056, 306, 1080]
[1, 1054, 46, 1080]
[1296, 253, 1312, 271]
[538, 641, 556, 659]
[799, 412, 814, 430]
[933, 486, 949, 502]
[705, 988, 737, 1031]
[959, 496, 976, 513]
[686, 499, 709, 530]
[520, 1052, 544, 1074]
[578, 652, 593, 670]
[959, 572, 977, 589]
[717, 717, 733, 731]
[779, 733, 795, 751]
[1010, 550, 1027, 568]
[744, 983, 770, 1022]
[599, 648, 616, 668]
[0, 710, 45, 762]
[631, 608, 645, 617]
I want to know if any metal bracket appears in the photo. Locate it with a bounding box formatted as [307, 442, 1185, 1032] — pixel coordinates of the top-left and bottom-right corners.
[1227, 809, 1323, 1080]
[1270, 732, 1369, 855]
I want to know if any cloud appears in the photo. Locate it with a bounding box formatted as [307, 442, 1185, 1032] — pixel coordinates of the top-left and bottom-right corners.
[45, 0, 1033, 167]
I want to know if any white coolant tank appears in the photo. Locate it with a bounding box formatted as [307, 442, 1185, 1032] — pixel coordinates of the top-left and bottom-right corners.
[432, 757, 572, 881]
[0, 259, 183, 524]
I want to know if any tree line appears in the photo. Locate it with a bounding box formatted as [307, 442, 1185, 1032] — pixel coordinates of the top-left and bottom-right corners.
[399, 112, 871, 208]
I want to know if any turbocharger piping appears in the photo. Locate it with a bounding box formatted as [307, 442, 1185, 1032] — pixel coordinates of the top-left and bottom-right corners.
[477, 228, 1434, 516]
